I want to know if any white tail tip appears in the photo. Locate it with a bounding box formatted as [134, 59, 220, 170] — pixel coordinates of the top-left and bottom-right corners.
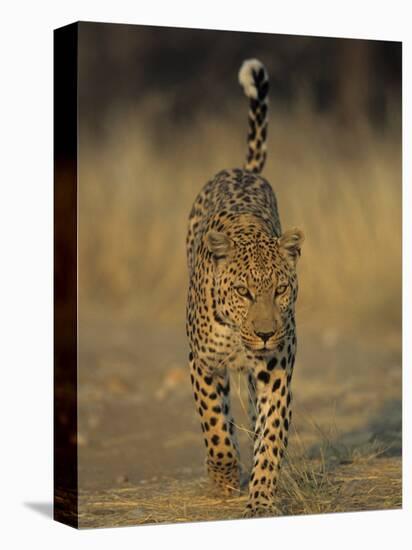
[238, 58, 266, 100]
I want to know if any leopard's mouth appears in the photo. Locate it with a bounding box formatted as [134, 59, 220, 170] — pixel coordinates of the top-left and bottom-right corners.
[242, 339, 281, 354]
[241, 330, 286, 355]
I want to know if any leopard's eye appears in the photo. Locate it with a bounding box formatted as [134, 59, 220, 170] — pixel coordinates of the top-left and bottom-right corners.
[235, 285, 252, 299]
[275, 284, 287, 296]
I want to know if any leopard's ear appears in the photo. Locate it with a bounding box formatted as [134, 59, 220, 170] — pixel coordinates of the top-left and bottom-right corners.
[206, 230, 234, 261]
[278, 228, 304, 267]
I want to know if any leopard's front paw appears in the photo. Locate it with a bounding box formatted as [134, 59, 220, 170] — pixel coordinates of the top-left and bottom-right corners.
[206, 460, 240, 495]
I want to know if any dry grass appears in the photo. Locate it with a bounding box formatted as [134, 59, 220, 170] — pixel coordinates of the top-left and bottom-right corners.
[76, 451, 401, 528]
[276, 423, 400, 516]
[78, 99, 401, 334]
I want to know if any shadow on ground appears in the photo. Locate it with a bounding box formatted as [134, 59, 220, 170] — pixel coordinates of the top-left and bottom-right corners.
[24, 502, 53, 519]
[307, 398, 402, 461]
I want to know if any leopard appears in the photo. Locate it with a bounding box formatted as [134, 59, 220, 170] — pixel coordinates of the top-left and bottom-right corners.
[186, 58, 304, 517]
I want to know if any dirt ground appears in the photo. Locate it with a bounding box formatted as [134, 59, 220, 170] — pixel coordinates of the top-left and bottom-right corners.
[76, 318, 402, 528]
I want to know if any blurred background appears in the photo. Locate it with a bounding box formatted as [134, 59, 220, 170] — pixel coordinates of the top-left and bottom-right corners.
[76, 23, 401, 523]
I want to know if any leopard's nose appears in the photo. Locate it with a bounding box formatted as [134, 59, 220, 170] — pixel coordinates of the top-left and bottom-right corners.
[255, 331, 275, 343]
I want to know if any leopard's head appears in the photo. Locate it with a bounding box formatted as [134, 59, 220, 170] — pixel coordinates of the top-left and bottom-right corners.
[206, 225, 304, 355]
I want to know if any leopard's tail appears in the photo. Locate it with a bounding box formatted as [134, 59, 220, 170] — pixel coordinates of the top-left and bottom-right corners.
[238, 59, 269, 174]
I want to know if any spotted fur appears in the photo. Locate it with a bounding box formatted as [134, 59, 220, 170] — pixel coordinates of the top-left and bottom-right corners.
[186, 59, 304, 517]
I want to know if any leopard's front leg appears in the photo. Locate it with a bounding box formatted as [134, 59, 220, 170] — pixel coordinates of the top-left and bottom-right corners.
[245, 345, 295, 516]
[189, 354, 241, 495]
